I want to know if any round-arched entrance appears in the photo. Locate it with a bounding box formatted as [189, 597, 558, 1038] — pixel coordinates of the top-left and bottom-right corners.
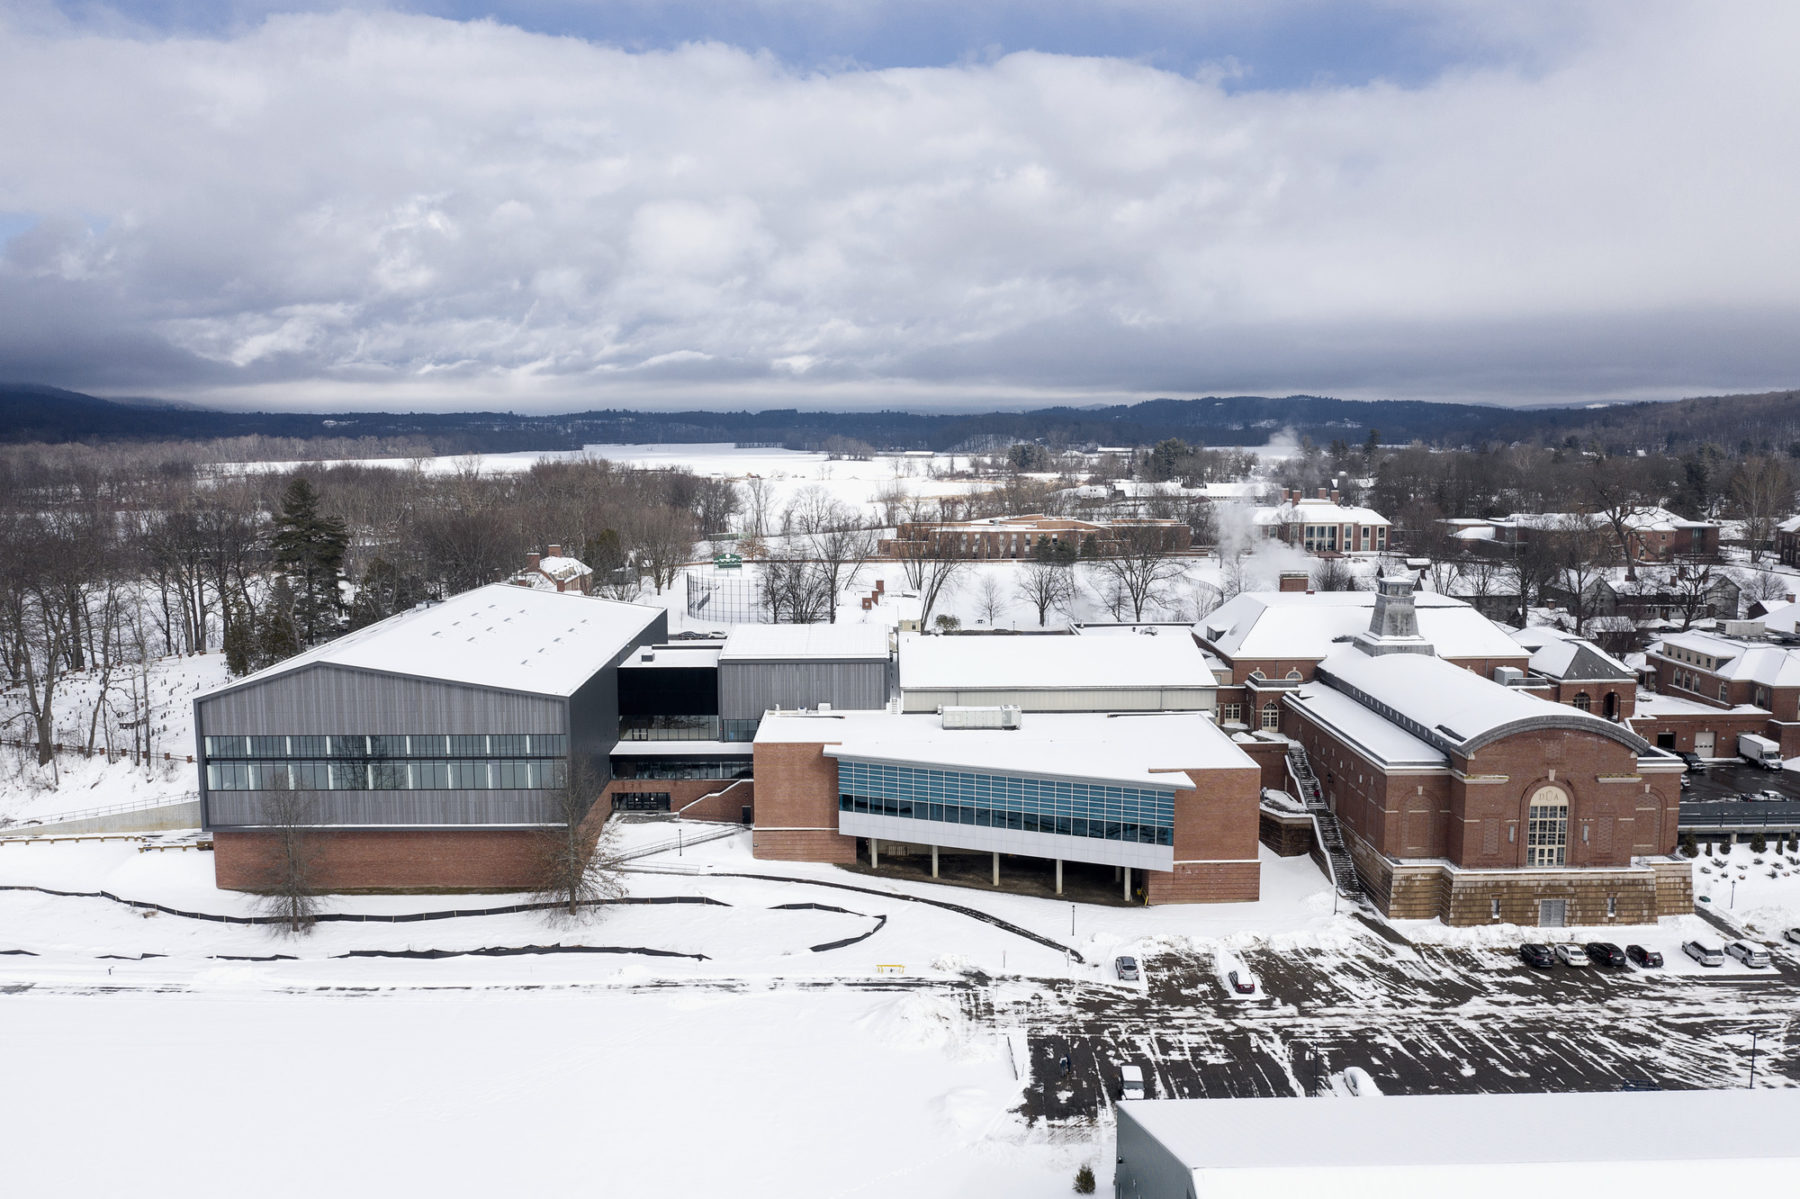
[1526, 784, 1569, 868]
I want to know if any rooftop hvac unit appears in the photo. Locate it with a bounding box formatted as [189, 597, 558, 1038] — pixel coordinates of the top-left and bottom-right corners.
[1721, 620, 1766, 640]
[939, 705, 1023, 730]
[1492, 665, 1526, 686]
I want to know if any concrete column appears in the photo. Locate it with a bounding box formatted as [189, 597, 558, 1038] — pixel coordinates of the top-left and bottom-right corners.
[871, 838, 879, 869]
[931, 844, 939, 879]
[1055, 859, 1063, 895]
[1123, 865, 1131, 902]
[992, 852, 1000, 886]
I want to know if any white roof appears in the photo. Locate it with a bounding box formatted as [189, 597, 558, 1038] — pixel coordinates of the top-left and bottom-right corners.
[719, 624, 891, 662]
[1316, 646, 1636, 752]
[898, 632, 1215, 692]
[1755, 599, 1800, 635]
[1509, 625, 1634, 680]
[204, 584, 663, 698]
[755, 709, 1251, 787]
[1251, 497, 1389, 527]
[1652, 630, 1800, 687]
[1198, 591, 1524, 662]
[1285, 683, 1446, 767]
[1123, 1090, 1800, 1174]
[1498, 506, 1715, 532]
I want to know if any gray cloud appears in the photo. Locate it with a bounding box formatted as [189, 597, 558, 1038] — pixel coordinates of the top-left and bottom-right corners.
[2, 5, 1798, 410]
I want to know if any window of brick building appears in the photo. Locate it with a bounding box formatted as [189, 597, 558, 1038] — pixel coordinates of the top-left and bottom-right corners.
[1261, 702, 1280, 730]
[1526, 786, 1569, 868]
[1573, 692, 1591, 712]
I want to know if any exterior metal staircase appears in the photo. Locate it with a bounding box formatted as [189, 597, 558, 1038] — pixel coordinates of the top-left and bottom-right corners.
[1286, 743, 1364, 901]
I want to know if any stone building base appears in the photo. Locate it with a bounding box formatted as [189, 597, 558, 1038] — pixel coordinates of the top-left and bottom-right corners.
[1351, 837, 1693, 926]
[1145, 860, 1260, 904]
[1258, 807, 1314, 857]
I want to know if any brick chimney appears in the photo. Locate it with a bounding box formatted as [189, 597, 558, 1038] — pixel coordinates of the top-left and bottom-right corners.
[1279, 571, 1310, 593]
[1330, 489, 1341, 504]
[547, 544, 563, 558]
[526, 552, 541, 570]
[1317, 487, 1329, 501]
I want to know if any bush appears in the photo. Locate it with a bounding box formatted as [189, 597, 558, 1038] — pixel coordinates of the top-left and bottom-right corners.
[1074, 1164, 1096, 1194]
[1680, 833, 1699, 858]
[934, 613, 961, 632]
[1751, 833, 1768, 854]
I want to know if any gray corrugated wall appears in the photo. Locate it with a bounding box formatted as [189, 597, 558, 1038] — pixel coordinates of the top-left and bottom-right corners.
[718, 658, 891, 720]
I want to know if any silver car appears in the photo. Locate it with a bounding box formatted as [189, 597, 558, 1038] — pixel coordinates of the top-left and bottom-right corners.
[1115, 956, 1140, 982]
[1726, 941, 1771, 968]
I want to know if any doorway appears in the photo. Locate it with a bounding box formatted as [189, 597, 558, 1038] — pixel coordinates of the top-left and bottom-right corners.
[1538, 898, 1567, 928]
[1694, 731, 1715, 757]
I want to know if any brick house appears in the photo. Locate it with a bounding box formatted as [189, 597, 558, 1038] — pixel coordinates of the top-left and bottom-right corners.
[1251, 489, 1389, 554]
[512, 545, 593, 594]
[879, 514, 1190, 560]
[1487, 508, 1720, 563]
[1778, 515, 1800, 568]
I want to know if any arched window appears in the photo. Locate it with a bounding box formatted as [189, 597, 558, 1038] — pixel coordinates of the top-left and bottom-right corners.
[1286, 668, 1303, 681]
[1261, 701, 1280, 730]
[1572, 692, 1591, 712]
[1526, 785, 1569, 868]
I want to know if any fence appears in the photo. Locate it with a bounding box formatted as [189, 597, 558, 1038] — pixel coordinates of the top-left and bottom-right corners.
[0, 736, 191, 767]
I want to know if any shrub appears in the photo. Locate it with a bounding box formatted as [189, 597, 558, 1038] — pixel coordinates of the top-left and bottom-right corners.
[1680, 833, 1699, 858]
[1751, 833, 1768, 854]
[934, 613, 961, 632]
[1074, 1164, 1096, 1195]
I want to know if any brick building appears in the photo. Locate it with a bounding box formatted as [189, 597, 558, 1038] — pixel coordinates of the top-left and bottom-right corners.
[1632, 623, 1800, 757]
[879, 514, 1190, 560]
[1277, 579, 1687, 926]
[511, 545, 593, 594]
[1485, 508, 1720, 563]
[750, 708, 1263, 905]
[1778, 515, 1800, 568]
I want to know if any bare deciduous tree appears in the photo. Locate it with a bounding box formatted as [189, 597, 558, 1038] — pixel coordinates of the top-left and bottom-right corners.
[535, 762, 627, 923]
[255, 783, 321, 936]
[1084, 524, 1185, 621]
[1730, 456, 1796, 564]
[974, 574, 1008, 627]
[1016, 556, 1076, 627]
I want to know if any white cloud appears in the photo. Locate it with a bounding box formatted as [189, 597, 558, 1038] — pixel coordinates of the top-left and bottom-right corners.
[1, 4, 1798, 409]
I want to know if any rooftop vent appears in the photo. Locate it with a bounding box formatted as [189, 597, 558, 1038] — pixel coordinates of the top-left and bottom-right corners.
[940, 705, 1023, 730]
[1493, 665, 1526, 686]
[1721, 620, 1766, 640]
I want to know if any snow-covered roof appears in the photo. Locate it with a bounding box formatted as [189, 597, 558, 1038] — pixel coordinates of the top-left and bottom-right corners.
[1755, 599, 1800, 635]
[1251, 497, 1389, 527]
[618, 643, 724, 671]
[898, 632, 1214, 692]
[1315, 646, 1646, 755]
[1509, 626, 1634, 681]
[1197, 591, 1524, 662]
[203, 584, 664, 698]
[1496, 507, 1717, 533]
[1123, 1091, 1800, 1176]
[719, 624, 891, 663]
[1285, 684, 1446, 768]
[1779, 514, 1800, 534]
[1651, 630, 1800, 688]
[755, 709, 1251, 787]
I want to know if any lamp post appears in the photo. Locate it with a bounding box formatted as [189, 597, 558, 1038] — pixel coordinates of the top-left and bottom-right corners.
[1749, 1030, 1759, 1089]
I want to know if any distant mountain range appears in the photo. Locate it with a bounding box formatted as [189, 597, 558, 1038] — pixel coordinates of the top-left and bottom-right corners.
[3, 382, 1796, 456]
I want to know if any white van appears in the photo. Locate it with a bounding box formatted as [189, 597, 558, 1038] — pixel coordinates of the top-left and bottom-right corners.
[1119, 1064, 1147, 1101]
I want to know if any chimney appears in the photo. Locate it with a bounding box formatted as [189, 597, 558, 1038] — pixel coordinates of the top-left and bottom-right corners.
[1317, 487, 1329, 501]
[1330, 489, 1341, 504]
[1279, 571, 1310, 593]
[875, 578, 886, 594]
[547, 544, 562, 558]
[527, 552, 541, 570]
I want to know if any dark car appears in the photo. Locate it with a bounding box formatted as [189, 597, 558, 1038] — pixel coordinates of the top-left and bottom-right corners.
[1585, 941, 1630, 968]
[1228, 969, 1256, 995]
[1677, 751, 1705, 772]
[1626, 944, 1663, 968]
[1520, 943, 1556, 969]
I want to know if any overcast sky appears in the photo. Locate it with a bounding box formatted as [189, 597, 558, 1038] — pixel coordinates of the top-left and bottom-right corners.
[3, 1, 1799, 412]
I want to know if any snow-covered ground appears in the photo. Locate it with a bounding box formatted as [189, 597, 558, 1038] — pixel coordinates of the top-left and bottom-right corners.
[1693, 840, 1800, 938]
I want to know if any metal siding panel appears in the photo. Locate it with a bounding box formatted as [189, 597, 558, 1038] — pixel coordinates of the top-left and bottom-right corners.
[720, 659, 891, 719]
[196, 664, 565, 736]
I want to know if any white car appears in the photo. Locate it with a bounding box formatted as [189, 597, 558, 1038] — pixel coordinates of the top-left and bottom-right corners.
[1119, 1064, 1146, 1101]
[1784, 928, 1800, 947]
[1726, 941, 1772, 968]
[1554, 943, 1590, 967]
[1683, 940, 1724, 967]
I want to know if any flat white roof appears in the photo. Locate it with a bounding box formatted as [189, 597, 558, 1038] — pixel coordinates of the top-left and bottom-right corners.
[719, 624, 891, 662]
[619, 643, 724, 670]
[1285, 683, 1446, 768]
[1124, 1090, 1800, 1173]
[1653, 630, 1800, 687]
[898, 632, 1215, 692]
[202, 584, 663, 699]
[1198, 591, 1525, 662]
[755, 709, 1251, 788]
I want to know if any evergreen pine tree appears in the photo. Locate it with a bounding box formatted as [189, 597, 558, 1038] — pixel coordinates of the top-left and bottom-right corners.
[222, 598, 254, 676]
[348, 557, 428, 630]
[255, 577, 302, 667]
[270, 477, 348, 646]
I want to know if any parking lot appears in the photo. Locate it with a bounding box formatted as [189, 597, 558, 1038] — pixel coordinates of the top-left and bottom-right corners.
[985, 923, 1800, 1122]
[1681, 761, 1800, 804]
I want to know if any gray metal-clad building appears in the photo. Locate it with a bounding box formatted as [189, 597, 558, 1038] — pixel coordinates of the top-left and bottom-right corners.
[716, 624, 892, 722]
[896, 631, 1216, 713]
[195, 584, 666, 831]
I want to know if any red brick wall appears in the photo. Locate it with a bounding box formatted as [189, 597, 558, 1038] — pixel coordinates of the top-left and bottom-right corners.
[602, 777, 753, 823]
[1168, 766, 1260, 863]
[750, 740, 858, 863]
[1548, 680, 1635, 720]
[214, 828, 543, 892]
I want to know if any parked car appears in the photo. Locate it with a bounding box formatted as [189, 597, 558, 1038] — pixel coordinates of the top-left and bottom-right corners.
[1784, 928, 1800, 947]
[1683, 940, 1725, 967]
[1520, 943, 1556, 969]
[1554, 944, 1591, 966]
[1585, 941, 1629, 968]
[1119, 1064, 1146, 1101]
[1626, 944, 1663, 968]
[1726, 941, 1771, 968]
[1228, 969, 1256, 995]
[1342, 1067, 1382, 1097]
[1214, 950, 1260, 998]
[1677, 751, 1705, 772]
[1114, 956, 1140, 982]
